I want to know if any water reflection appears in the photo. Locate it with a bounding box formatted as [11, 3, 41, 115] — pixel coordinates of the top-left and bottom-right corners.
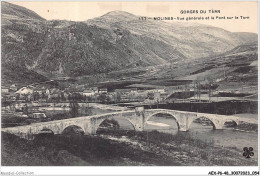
[144, 117, 258, 157]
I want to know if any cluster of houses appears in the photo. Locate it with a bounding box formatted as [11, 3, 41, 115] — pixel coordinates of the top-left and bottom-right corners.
[2, 84, 19, 101]
[2, 82, 168, 104]
[2, 80, 214, 104]
[69, 86, 167, 103]
[2, 84, 18, 93]
[2, 83, 109, 102]
[108, 87, 167, 103]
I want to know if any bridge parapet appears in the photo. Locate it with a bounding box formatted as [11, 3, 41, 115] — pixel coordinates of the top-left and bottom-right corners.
[1, 109, 252, 139]
[144, 109, 243, 131]
[144, 109, 198, 131]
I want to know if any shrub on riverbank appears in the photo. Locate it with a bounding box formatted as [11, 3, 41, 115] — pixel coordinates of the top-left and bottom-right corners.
[1, 130, 257, 166]
[1, 132, 179, 166]
[236, 123, 258, 132]
[98, 130, 257, 166]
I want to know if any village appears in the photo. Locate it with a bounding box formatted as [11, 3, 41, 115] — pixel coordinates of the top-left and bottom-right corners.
[2, 75, 255, 110]
[2, 81, 166, 105]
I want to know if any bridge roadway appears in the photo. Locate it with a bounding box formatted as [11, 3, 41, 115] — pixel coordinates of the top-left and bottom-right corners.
[1, 108, 245, 139]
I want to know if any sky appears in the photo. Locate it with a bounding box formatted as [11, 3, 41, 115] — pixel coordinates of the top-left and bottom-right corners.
[9, 1, 258, 33]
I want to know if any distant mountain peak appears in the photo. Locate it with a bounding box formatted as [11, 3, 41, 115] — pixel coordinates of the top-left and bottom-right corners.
[101, 10, 137, 18]
[95, 10, 138, 22]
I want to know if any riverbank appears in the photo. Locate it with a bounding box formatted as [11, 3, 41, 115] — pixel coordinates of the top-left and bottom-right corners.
[235, 122, 258, 132]
[1, 130, 257, 166]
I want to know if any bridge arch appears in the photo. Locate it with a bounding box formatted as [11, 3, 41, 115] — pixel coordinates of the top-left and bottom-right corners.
[145, 112, 180, 130]
[35, 128, 54, 138]
[57, 122, 86, 134]
[188, 116, 217, 130]
[223, 119, 238, 127]
[62, 125, 85, 135]
[95, 117, 136, 134]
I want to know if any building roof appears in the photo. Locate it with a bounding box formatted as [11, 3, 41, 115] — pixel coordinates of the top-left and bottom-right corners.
[10, 84, 17, 88]
[16, 87, 33, 94]
[90, 87, 98, 90]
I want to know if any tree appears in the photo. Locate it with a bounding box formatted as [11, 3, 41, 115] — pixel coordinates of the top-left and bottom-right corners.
[69, 101, 79, 117]
[22, 103, 29, 115]
[15, 94, 20, 101]
[115, 92, 121, 103]
[41, 92, 45, 99]
[98, 93, 108, 104]
[84, 104, 92, 116]
[33, 92, 40, 101]
[147, 92, 155, 100]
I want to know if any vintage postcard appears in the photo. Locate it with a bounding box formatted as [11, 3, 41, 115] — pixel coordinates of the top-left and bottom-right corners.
[0, 1, 259, 175]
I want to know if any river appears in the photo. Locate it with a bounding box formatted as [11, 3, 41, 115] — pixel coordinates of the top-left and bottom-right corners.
[113, 116, 258, 160]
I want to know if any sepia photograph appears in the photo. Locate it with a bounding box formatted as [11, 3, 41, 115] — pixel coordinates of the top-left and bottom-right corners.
[0, 0, 259, 174]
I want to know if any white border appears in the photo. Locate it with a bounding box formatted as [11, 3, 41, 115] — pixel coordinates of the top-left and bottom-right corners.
[0, 0, 259, 175]
[0, 166, 259, 176]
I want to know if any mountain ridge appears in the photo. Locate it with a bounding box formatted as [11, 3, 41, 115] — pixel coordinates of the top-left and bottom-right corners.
[86, 11, 257, 59]
[1, 2, 258, 86]
[2, 2, 45, 21]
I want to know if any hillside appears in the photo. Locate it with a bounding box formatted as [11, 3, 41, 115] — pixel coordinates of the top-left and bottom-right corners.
[1, 2, 258, 86]
[87, 11, 257, 59]
[1, 2, 45, 21]
[1, 64, 48, 87]
[163, 43, 258, 93]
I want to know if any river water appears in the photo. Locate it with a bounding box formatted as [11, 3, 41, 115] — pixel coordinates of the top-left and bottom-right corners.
[147, 118, 258, 157]
[113, 116, 258, 160]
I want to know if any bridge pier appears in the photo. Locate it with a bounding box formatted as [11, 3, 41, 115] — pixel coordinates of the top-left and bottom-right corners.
[210, 116, 224, 130]
[134, 106, 145, 131]
[2, 109, 245, 139]
[213, 123, 224, 130]
[179, 113, 196, 132]
[89, 119, 98, 135]
[179, 127, 189, 132]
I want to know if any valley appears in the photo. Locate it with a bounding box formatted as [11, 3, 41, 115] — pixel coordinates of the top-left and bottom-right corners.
[1, 1, 258, 167]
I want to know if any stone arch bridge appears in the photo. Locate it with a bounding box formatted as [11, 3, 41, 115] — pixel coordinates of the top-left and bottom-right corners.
[1, 109, 242, 138]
